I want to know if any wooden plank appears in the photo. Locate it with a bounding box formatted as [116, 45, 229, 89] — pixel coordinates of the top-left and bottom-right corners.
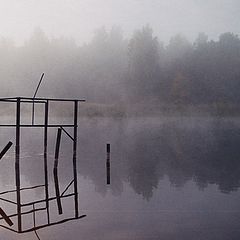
[0, 207, 13, 226]
[73, 101, 79, 218]
[106, 143, 110, 184]
[53, 128, 63, 215]
[15, 98, 22, 232]
[0, 142, 12, 160]
[44, 100, 50, 223]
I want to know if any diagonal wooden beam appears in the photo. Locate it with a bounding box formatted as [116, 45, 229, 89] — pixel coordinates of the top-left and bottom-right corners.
[0, 207, 13, 226]
[0, 142, 13, 160]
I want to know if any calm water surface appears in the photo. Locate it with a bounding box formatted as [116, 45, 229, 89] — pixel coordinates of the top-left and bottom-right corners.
[0, 116, 240, 240]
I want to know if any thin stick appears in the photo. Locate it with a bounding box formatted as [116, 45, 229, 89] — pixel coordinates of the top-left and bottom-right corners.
[33, 73, 45, 99]
[34, 230, 41, 240]
[60, 127, 74, 141]
[61, 179, 74, 197]
[32, 73, 45, 125]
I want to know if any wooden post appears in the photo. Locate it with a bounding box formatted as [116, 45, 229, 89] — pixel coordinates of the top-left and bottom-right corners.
[33, 204, 36, 228]
[32, 100, 35, 125]
[73, 101, 79, 218]
[106, 144, 110, 185]
[44, 100, 50, 223]
[53, 128, 63, 215]
[15, 97, 22, 232]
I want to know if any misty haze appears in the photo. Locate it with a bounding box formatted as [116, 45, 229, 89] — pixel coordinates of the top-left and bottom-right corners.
[1, 1, 240, 240]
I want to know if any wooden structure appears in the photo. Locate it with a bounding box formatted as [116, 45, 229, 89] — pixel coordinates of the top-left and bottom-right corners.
[0, 97, 86, 235]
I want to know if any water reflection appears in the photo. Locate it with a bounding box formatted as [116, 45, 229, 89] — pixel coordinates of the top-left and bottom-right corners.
[1, 117, 240, 199]
[1, 117, 240, 239]
[77, 117, 240, 199]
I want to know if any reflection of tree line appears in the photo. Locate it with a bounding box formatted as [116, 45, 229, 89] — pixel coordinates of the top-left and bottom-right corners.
[76, 119, 240, 200]
[1, 120, 240, 200]
[127, 121, 240, 199]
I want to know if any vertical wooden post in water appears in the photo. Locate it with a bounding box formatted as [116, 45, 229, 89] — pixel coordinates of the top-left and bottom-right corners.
[44, 100, 50, 223]
[15, 97, 22, 232]
[73, 101, 79, 218]
[53, 128, 63, 215]
[106, 144, 110, 185]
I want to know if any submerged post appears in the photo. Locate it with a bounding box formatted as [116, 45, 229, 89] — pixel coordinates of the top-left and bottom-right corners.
[44, 100, 50, 223]
[106, 144, 110, 185]
[73, 100, 78, 218]
[15, 97, 22, 232]
[54, 128, 63, 215]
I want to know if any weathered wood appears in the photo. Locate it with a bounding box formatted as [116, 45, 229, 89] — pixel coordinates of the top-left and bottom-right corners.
[32, 73, 45, 125]
[44, 100, 50, 223]
[53, 128, 63, 215]
[0, 141, 12, 160]
[15, 98, 22, 232]
[73, 101, 79, 218]
[0, 208, 13, 226]
[106, 143, 111, 185]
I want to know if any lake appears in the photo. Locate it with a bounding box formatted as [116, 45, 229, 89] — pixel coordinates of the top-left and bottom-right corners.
[0, 116, 240, 240]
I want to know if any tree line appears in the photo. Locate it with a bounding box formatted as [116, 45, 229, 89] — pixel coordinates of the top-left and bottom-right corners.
[1, 26, 240, 106]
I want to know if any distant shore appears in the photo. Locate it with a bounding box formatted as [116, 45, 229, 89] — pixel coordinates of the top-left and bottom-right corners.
[77, 102, 240, 118]
[1, 102, 240, 118]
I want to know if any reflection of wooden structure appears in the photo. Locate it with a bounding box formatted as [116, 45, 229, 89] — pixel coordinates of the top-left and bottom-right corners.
[0, 97, 86, 235]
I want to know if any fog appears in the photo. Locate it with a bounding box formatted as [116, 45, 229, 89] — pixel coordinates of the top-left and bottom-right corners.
[1, 1, 240, 239]
[1, 0, 240, 45]
[1, 0, 240, 112]
[1, 26, 240, 117]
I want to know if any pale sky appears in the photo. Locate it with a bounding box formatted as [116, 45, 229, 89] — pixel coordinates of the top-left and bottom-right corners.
[0, 0, 239, 45]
